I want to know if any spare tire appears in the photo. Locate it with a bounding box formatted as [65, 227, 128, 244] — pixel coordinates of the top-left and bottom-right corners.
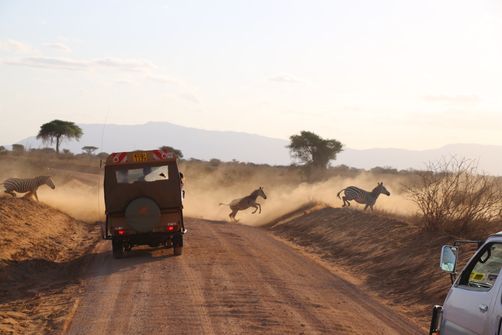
[125, 197, 161, 233]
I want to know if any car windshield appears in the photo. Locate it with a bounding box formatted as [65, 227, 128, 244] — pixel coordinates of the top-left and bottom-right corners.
[115, 165, 169, 184]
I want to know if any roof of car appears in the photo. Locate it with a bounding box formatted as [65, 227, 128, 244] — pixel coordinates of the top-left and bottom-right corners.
[105, 149, 177, 166]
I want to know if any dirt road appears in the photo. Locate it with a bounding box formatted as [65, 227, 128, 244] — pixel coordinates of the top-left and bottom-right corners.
[66, 219, 422, 335]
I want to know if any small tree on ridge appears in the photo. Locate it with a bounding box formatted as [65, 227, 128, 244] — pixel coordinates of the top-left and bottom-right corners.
[160, 145, 183, 159]
[82, 146, 98, 155]
[37, 120, 83, 154]
[287, 131, 343, 170]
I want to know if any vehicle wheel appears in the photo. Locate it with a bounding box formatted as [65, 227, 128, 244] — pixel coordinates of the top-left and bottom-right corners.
[173, 245, 183, 256]
[112, 239, 125, 259]
[173, 233, 183, 256]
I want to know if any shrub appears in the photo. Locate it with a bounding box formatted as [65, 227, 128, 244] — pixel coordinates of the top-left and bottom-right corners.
[12, 144, 25, 155]
[209, 158, 221, 167]
[405, 157, 502, 233]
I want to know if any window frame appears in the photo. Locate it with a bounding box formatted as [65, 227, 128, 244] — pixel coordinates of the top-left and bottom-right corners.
[457, 242, 502, 292]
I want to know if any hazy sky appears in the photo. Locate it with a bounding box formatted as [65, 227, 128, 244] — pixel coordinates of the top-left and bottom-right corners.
[1, 0, 501, 149]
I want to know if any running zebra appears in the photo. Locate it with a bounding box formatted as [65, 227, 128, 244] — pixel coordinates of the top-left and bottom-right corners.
[219, 187, 267, 221]
[336, 182, 390, 210]
[3, 176, 56, 201]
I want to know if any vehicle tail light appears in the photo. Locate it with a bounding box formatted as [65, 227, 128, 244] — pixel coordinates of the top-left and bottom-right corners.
[117, 229, 126, 236]
[166, 224, 177, 232]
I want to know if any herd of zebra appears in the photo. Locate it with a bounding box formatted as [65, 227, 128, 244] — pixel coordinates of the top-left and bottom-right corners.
[220, 182, 391, 221]
[1, 175, 391, 220]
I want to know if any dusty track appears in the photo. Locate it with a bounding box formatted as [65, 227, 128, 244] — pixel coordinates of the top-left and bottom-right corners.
[66, 219, 422, 335]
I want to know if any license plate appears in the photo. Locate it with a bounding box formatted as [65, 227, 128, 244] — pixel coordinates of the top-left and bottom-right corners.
[133, 152, 148, 162]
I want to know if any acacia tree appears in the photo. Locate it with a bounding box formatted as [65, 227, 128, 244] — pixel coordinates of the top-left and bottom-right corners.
[287, 131, 343, 170]
[159, 145, 183, 159]
[37, 120, 83, 154]
[82, 146, 98, 155]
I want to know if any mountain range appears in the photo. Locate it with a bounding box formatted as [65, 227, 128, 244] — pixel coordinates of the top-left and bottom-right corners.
[13, 122, 502, 175]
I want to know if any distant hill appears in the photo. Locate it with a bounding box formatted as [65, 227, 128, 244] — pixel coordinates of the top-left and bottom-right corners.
[17, 122, 291, 165]
[14, 122, 502, 175]
[336, 144, 502, 175]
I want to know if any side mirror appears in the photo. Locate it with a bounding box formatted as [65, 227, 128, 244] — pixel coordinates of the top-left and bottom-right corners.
[440, 245, 458, 273]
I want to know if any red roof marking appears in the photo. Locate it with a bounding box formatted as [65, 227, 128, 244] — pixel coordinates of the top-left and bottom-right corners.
[152, 150, 162, 161]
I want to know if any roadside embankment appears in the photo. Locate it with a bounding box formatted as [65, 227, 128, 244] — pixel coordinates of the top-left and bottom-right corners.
[0, 197, 98, 335]
[266, 206, 464, 327]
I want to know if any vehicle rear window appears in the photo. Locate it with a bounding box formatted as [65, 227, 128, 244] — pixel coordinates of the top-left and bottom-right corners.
[115, 165, 169, 184]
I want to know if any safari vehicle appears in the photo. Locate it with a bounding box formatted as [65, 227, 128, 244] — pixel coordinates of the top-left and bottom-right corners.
[102, 149, 185, 258]
[429, 234, 502, 335]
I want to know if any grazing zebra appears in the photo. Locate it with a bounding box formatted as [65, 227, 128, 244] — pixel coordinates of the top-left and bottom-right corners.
[3, 176, 56, 201]
[336, 182, 390, 210]
[219, 187, 267, 221]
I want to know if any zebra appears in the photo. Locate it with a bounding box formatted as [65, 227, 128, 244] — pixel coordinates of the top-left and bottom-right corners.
[219, 187, 267, 221]
[336, 182, 390, 210]
[3, 176, 56, 201]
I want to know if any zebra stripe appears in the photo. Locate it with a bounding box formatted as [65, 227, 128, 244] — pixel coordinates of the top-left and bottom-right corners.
[3, 176, 55, 200]
[337, 182, 390, 210]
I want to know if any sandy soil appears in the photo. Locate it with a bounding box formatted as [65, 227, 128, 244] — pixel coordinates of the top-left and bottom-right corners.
[0, 197, 98, 335]
[66, 219, 421, 335]
[267, 205, 477, 328]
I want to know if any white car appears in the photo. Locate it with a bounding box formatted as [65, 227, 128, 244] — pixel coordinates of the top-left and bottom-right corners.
[430, 233, 502, 334]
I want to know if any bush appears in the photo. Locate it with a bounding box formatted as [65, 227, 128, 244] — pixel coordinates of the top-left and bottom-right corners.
[405, 157, 502, 233]
[97, 152, 109, 159]
[60, 149, 74, 159]
[209, 158, 221, 167]
[12, 144, 25, 155]
[371, 166, 398, 174]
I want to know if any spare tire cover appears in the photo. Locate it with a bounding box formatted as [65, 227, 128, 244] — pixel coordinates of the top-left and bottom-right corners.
[125, 197, 161, 233]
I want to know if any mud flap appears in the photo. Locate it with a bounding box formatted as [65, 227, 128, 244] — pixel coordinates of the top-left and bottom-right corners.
[173, 232, 183, 247]
[173, 232, 183, 256]
[112, 238, 126, 259]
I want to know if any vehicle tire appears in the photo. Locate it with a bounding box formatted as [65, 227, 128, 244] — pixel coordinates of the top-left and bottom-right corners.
[173, 232, 183, 256]
[173, 245, 183, 256]
[112, 239, 125, 259]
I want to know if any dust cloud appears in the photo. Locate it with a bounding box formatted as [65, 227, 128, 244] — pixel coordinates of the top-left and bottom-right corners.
[0, 160, 104, 222]
[0, 158, 418, 225]
[181, 163, 418, 226]
[38, 178, 104, 222]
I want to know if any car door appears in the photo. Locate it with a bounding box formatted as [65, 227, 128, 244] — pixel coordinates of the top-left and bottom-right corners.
[442, 243, 502, 335]
[487, 271, 502, 335]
